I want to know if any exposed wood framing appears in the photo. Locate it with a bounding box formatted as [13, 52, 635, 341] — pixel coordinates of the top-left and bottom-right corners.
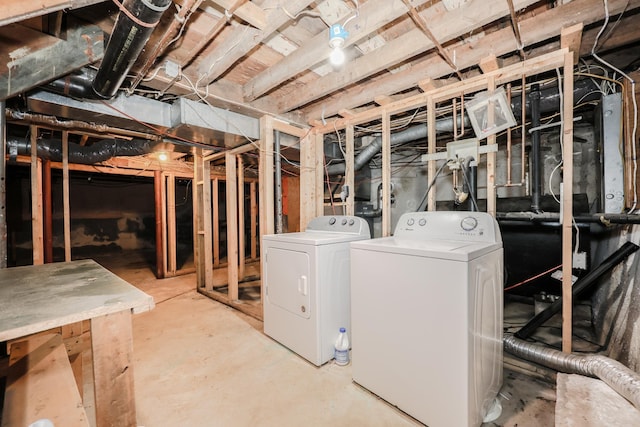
[212, 178, 220, 266]
[479, 54, 502, 74]
[225, 151, 239, 301]
[154, 170, 164, 279]
[166, 174, 177, 276]
[561, 23, 584, 65]
[345, 125, 355, 216]
[427, 97, 437, 211]
[259, 115, 275, 236]
[299, 132, 317, 230]
[418, 78, 443, 92]
[250, 182, 257, 259]
[486, 76, 497, 216]
[238, 155, 246, 280]
[561, 52, 575, 353]
[623, 71, 640, 209]
[382, 111, 392, 236]
[193, 149, 213, 290]
[211, 0, 267, 30]
[62, 131, 71, 262]
[506, 0, 526, 58]
[91, 310, 136, 427]
[0, 24, 103, 100]
[30, 126, 44, 265]
[0, 0, 105, 27]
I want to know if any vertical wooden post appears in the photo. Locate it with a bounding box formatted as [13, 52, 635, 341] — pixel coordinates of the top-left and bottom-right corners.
[43, 160, 53, 263]
[561, 51, 575, 353]
[62, 131, 71, 262]
[486, 76, 497, 216]
[315, 132, 325, 218]
[193, 149, 213, 290]
[167, 173, 177, 276]
[226, 152, 239, 301]
[212, 178, 220, 266]
[30, 126, 44, 265]
[160, 172, 168, 277]
[154, 170, 164, 279]
[299, 131, 317, 230]
[382, 111, 392, 237]
[427, 97, 437, 211]
[259, 116, 275, 237]
[345, 124, 355, 216]
[237, 155, 245, 280]
[250, 181, 257, 260]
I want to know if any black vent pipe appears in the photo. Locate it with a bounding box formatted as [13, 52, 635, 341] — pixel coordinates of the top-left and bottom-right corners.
[92, 0, 172, 99]
[7, 136, 159, 164]
[530, 83, 542, 213]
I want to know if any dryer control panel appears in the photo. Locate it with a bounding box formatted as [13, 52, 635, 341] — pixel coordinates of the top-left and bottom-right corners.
[394, 211, 501, 243]
[306, 215, 371, 237]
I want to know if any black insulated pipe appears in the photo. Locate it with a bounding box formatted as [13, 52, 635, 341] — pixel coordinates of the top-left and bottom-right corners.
[92, 0, 172, 99]
[7, 136, 160, 164]
[514, 241, 639, 339]
[469, 161, 477, 212]
[530, 84, 542, 213]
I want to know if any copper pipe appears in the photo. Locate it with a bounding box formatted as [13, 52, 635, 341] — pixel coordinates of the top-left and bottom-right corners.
[154, 170, 165, 279]
[401, 0, 463, 80]
[43, 160, 53, 263]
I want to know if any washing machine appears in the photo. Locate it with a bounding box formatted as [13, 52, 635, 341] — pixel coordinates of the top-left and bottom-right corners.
[350, 211, 503, 427]
[262, 215, 370, 366]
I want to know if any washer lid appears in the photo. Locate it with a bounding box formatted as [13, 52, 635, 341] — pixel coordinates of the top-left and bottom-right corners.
[350, 237, 502, 261]
[263, 230, 369, 246]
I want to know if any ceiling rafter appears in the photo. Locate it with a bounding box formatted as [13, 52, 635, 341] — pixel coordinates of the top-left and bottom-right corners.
[300, 0, 640, 122]
[272, 0, 541, 113]
[194, 0, 316, 86]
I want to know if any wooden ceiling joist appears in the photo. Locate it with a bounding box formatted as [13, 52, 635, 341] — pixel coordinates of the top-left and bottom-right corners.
[302, 0, 640, 122]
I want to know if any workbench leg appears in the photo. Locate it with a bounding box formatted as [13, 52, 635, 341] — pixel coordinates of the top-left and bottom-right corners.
[90, 310, 136, 427]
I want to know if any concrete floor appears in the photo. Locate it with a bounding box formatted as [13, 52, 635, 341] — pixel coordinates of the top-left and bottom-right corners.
[93, 251, 558, 427]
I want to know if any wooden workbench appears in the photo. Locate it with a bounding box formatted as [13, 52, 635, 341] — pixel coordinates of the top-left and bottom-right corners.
[0, 259, 154, 427]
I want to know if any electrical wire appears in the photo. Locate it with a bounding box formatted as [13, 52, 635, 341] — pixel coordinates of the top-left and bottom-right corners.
[459, 157, 479, 211]
[503, 264, 563, 292]
[592, 0, 638, 213]
[416, 159, 452, 212]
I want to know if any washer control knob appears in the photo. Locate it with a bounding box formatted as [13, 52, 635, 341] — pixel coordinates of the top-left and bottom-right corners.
[329, 217, 336, 225]
[418, 218, 427, 226]
[349, 219, 355, 226]
[407, 218, 415, 226]
[341, 218, 348, 225]
[461, 216, 478, 231]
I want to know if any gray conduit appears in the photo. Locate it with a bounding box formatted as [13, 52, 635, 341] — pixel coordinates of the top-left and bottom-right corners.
[504, 335, 640, 410]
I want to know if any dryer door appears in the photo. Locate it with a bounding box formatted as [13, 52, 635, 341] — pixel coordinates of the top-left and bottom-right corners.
[265, 247, 311, 319]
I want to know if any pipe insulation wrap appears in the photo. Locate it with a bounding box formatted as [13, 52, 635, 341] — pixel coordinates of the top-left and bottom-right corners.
[7, 137, 159, 164]
[92, 0, 172, 99]
[504, 335, 640, 410]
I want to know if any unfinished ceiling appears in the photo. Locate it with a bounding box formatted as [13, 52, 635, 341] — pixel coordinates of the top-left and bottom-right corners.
[1, 0, 640, 131]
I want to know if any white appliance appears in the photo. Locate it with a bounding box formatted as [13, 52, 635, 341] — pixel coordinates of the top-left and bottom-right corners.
[350, 211, 503, 427]
[262, 215, 370, 366]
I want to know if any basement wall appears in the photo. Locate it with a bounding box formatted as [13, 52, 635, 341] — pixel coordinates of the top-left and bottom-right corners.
[592, 224, 640, 370]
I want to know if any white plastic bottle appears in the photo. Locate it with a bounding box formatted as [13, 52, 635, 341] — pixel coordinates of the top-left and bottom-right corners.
[334, 327, 350, 365]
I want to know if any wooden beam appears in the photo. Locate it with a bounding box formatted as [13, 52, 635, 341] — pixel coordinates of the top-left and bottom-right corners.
[259, 116, 275, 236]
[338, 109, 357, 119]
[250, 181, 257, 260]
[91, 310, 136, 427]
[62, 131, 71, 262]
[479, 54, 502, 73]
[374, 95, 394, 106]
[561, 52, 575, 353]
[167, 174, 177, 275]
[30, 126, 44, 265]
[212, 178, 220, 266]
[486, 76, 497, 217]
[345, 125, 355, 216]
[299, 131, 317, 230]
[302, 0, 639, 122]
[0, 0, 105, 27]
[382, 111, 391, 237]
[561, 23, 584, 64]
[238, 155, 245, 280]
[225, 151, 239, 301]
[0, 24, 103, 100]
[210, 0, 268, 30]
[244, 0, 432, 102]
[418, 77, 443, 92]
[154, 171, 165, 279]
[427, 97, 437, 211]
[274, 0, 539, 113]
[196, 0, 315, 86]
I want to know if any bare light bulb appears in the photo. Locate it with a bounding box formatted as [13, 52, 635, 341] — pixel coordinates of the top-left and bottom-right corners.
[158, 152, 168, 162]
[330, 47, 345, 66]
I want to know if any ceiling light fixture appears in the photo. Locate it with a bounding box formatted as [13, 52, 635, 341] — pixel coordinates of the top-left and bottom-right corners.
[329, 23, 348, 66]
[158, 152, 169, 162]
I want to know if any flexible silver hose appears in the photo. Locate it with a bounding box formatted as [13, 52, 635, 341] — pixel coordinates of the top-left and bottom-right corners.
[504, 335, 640, 409]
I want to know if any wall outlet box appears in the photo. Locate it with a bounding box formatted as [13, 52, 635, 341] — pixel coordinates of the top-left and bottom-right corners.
[573, 251, 587, 270]
[551, 269, 578, 284]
